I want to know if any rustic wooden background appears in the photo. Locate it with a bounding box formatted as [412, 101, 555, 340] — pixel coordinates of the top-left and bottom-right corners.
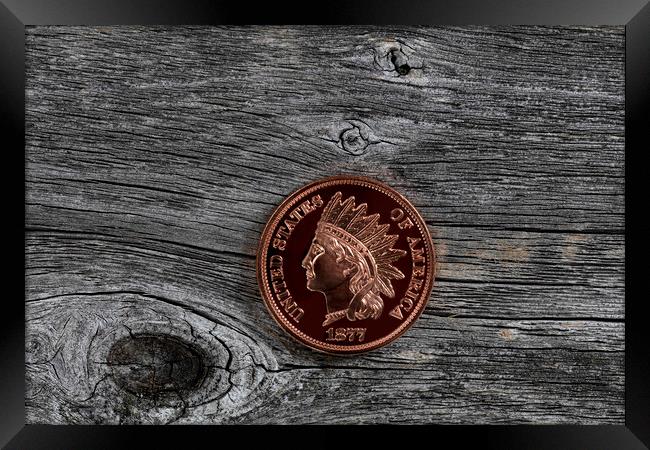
[25, 26, 624, 424]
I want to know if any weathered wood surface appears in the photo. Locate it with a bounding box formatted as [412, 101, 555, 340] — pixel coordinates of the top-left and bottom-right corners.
[25, 26, 624, 424]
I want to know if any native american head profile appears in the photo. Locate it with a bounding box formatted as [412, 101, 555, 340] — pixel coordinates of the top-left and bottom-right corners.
[301, 191, 407, 327]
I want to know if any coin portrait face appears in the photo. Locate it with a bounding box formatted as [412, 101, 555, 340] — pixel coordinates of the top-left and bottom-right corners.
[257, 176, 435, 354]
[301, 236, 346, 293]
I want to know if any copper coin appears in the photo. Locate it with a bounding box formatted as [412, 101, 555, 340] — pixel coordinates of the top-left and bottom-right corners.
[256, 175, 435, 354]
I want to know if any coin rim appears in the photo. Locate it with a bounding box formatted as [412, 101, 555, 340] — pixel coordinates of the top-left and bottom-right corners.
[256, 175, 436, 355]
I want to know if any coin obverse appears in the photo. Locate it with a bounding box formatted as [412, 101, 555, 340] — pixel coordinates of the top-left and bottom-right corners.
[256, 176, 436, 354]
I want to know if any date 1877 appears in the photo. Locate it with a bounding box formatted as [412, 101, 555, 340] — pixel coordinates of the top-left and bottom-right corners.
[325, 327, 366, 342]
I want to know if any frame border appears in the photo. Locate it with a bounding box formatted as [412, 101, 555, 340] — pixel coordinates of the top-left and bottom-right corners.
[2, 0, 647, 448]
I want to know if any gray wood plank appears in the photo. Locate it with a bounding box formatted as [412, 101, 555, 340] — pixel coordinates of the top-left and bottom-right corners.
[25, 25, 624, 424]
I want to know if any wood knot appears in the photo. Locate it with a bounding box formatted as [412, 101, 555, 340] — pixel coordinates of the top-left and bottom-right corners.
[332, 119, 393, 155]
[26, 293, 286, 424]
[389, 48, 411, 75]
[339, 123, 370, 155]
[372, 40, 423, 79]
[107, 334, 207, 397]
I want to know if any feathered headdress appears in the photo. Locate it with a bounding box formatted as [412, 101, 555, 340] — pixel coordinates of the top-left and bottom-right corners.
[316, 191, 406, 299]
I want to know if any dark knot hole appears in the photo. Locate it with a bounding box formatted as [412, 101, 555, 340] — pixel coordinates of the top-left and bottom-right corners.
[390, 52, 411, 75]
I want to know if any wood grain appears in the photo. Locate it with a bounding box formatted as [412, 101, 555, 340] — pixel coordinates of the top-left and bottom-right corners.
[25, 26, 624, 424]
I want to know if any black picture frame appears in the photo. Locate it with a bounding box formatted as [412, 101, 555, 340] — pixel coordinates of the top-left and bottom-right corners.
[2, 0, 648, 448]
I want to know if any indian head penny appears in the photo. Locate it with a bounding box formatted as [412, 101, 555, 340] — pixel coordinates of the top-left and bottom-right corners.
[256, 176, 435, 354]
